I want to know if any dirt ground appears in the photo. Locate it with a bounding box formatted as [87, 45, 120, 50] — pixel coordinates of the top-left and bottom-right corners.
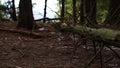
[0, 21, 120, 68]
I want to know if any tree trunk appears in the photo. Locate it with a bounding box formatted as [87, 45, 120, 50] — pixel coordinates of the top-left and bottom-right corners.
[105, 0, 120, 26]
[43, 0, 47, 23]
[60, 24, 120, 48]
[90, 0, 97, 24]
[85, 0, 90, 18]
[61, 0, 65, 22]
[80, 0, 84, 24]
[17, 0, 34, 29]
[73, 0, 77, 25]
[11, 0, 17, 21]
[84, 0, 97, 27]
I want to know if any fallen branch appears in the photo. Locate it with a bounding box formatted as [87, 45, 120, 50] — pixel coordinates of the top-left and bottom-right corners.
[0, 28, 51, 38]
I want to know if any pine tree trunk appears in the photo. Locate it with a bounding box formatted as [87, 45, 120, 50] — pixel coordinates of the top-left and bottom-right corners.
[61, 0, 65, 22]
[105, 0, 120, 26]
[17, 0, 34, 29]
[84, 0, 97, 27]
[11, 0, 17, 21]
[43, 0, 47, 23]
[90, 0, 97, 24]
[80, 0, 84, 24]
[73, 0, 77, 24]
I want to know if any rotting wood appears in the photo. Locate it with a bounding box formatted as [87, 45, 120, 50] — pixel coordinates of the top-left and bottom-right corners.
[60, 24, 120, 68]
[60, 24, 120, 48]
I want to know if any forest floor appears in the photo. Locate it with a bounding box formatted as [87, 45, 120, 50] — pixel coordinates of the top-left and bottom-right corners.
[0, 21, 120, 68]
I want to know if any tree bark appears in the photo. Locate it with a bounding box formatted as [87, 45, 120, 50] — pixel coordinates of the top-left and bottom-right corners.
[61, 0, 65, 22]
[84, 0, 97, 27]
[11, 0, 17, 21]
[90, 0, 97, 24]
[73, 0, 77, 25]
[80, 0, 84, 24]
[60, 24, 120, 48]
[105, 0, 120, 26]
[43, 0, 47, 23]
[17, 0, 34, 29]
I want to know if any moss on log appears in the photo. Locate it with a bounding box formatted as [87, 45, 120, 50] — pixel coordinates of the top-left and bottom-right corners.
[61, 24, 120, 43]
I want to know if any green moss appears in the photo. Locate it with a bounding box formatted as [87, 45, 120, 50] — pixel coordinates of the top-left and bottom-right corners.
[66, 25, 120, 41]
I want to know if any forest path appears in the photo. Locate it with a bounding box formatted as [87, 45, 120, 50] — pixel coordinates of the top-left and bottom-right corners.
[0, 21, 83, 68]
[0, 21, 120, 68]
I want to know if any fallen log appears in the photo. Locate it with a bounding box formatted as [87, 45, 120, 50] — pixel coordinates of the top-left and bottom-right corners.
[60, 24, 120, 68]
[61, 24, 120, 41]
[60, 24, 120, 47]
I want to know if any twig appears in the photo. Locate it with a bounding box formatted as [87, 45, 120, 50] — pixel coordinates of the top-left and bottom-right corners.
[84, 43, 104, 68]
[92, 40, 97, 54]
[106, 45, 120, 59]
[100, 42, 104, 68]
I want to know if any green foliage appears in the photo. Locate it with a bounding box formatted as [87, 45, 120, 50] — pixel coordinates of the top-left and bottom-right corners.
[0, 12, 4, 19]
[57, 0, 109, 23]
[0, 4, 7, 20]
[57, 0, 80, 18]
[91, 28, 118, 40]
[61, 24, 120, 41]
[97, 0, 109, 23]
[0, 5, 7, 11]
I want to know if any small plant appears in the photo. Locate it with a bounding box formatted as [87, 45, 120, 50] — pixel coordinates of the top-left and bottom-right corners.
[0, 4, 8, 20]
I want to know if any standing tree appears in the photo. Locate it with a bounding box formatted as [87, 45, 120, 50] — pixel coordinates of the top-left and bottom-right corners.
[79, 0, 84, 24]
[11, 0, 17, 21]
[84, 0, 97, 27]
[17, 0, 34, 29]
[73, 0, 77, 24]
[105, 0, 120, 27]
[90, 0, 97, 24]
[57, 0, 80, 19]
[61, 0, 65, 22]
[97, 0, 109, 23]
[43, 0, 48, 23]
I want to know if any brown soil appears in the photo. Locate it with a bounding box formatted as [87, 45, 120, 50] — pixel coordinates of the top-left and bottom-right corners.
[0, 21, 120, 68]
